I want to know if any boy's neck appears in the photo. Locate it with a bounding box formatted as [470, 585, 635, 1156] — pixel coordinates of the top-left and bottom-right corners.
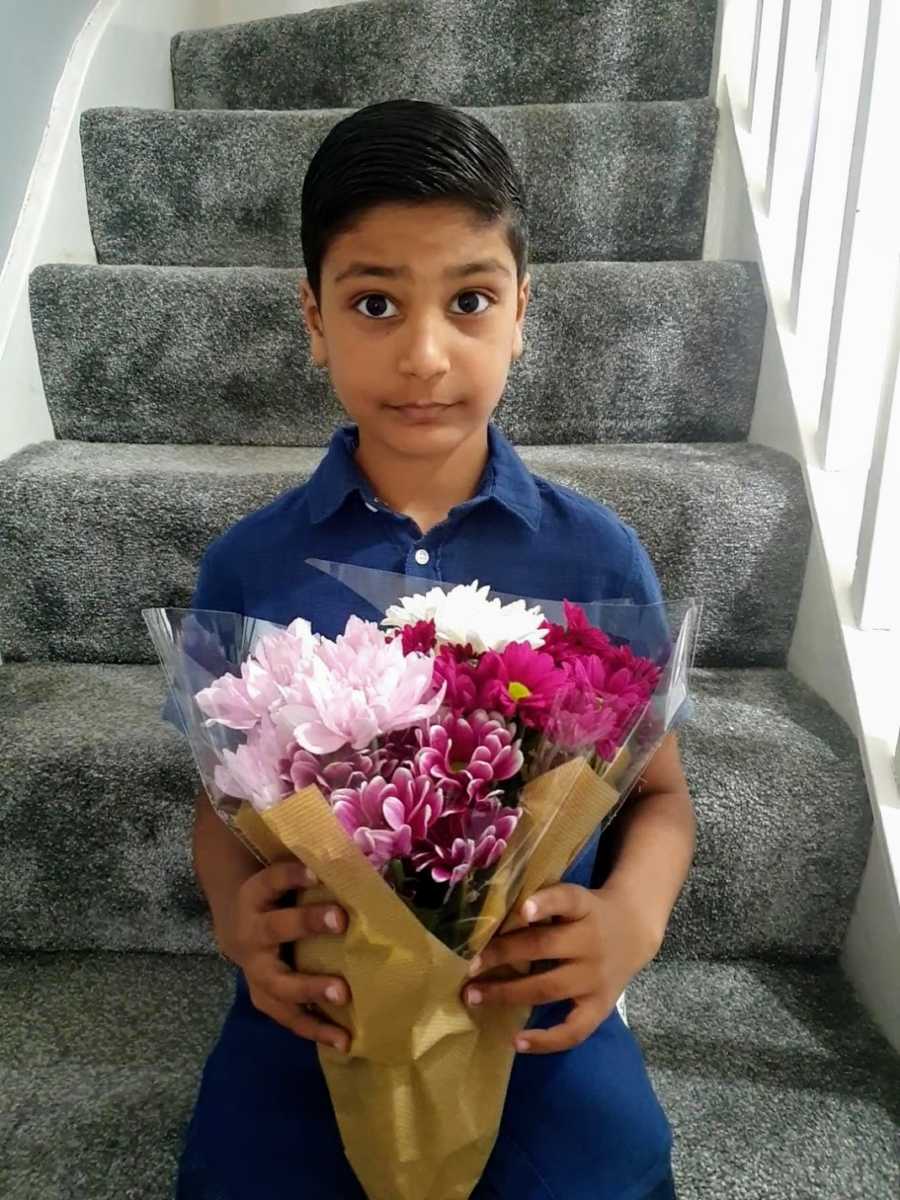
[353, 421, 491, 531]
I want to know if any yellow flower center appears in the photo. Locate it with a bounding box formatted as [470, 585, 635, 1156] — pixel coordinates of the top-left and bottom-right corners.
[508, 681, 532, 701]
[450, 760, 467, 773]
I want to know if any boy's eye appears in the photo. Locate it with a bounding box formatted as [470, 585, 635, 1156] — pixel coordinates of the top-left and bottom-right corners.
[352, 291, 493, 319]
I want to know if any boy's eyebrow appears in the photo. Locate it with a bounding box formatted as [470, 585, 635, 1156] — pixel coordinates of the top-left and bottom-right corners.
[333, 257, 513, 284]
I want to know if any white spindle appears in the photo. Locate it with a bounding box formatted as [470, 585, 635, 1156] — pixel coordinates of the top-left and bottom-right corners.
[851, 254, 900, 633]
[747, 0, 766, 125]
[762, 0, 823, 302]
[745, 0, 788, 183]
[763, 0, 793, 211]
[788, 0, 831, 329]
[791, 0, 870, 410]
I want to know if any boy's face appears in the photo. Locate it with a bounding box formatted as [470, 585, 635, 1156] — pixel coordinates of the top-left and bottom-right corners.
[299, 199, 530, 454]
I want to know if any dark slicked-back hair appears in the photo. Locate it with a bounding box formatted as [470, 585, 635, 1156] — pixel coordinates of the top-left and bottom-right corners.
[300, 98, 529, 307]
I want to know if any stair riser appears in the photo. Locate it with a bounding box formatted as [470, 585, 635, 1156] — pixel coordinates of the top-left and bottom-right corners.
[0, 441, 810, 668]
[80, 102, 718, 267]
[171, 0, 719, 110]
[30, 261, 766, 447]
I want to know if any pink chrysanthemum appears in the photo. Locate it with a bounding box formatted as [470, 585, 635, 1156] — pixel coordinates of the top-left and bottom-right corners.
[330, 768, 445, 872]
[413, 709, 523, 804]
[278, 727, 420, 797]
[410, 792, 521, 892]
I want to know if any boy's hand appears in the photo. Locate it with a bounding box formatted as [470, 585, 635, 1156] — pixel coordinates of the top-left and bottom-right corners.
[221, 860, 353, 1053]
[461, 882, 661, 1055]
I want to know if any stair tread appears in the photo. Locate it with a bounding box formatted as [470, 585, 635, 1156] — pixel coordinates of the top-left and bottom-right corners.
[29, 259, 766, 446]
[171, 0, 718, 110]
[79, 101, 718, 266]
[1, 949, 895, 1198]
[0, 663, 869, 961]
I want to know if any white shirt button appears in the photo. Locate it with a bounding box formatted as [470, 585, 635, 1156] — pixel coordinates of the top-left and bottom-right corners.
[414, 548, 430, 565]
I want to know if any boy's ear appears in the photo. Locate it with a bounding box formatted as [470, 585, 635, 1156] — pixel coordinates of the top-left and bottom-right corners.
[299, 277, 327, 368]
[512, 272, 531, 363]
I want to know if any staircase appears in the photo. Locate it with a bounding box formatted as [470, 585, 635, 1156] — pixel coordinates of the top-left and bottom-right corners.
[1, 1, 898, 1196]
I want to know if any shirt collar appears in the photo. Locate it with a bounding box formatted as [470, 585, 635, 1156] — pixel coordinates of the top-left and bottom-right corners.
[306, 420, 541, 532]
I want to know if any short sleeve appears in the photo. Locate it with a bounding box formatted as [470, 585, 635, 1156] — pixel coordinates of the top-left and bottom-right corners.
[160, 538, 243, 735]
[623, 526, 696, 733]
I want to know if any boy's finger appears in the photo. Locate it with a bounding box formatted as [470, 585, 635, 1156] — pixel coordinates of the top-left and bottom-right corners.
[518, 883, 592, 926]
[251, 861, 313, 909]
[511, 996, 604, 1055]
[468, 922, 565, 977]
[464, 962, 581, 1010]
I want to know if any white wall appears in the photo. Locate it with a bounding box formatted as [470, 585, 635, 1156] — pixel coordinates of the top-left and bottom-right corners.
[0, 0, 98, 273]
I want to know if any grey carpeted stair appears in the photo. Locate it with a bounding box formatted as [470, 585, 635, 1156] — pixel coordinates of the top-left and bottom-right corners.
[80, 101, 718, 266]
[1, 951, 897, 1200]
[4, 0, 897, 1196]
[171, 0, 720, 110]
[0, 439, 810, 666]
[0, 663, 869, 959]
[29, 260, 767, 446]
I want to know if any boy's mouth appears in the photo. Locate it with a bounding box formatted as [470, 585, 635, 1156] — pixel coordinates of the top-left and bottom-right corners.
[389, 402, 459, 421]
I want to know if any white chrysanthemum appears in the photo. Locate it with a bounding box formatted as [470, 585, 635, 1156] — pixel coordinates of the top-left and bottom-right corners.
[382, 580, 548, 653]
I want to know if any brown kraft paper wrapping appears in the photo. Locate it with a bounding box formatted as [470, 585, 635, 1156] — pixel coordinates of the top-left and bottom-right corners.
[232, 751, 625, 1200]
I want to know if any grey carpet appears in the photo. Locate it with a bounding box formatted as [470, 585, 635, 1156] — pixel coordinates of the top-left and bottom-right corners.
[79, 101, 718, 267]
[1, 951, 896, 1200]
[171, 0, 719, 110]
[29, 260, 766, 447]
[0, 440, 810, 667]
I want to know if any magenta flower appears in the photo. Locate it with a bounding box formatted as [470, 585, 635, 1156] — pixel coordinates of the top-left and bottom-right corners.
[542, 660, 621, 758]
[473, 642, 568, 729]
[414, 709, 523, 804]
[431, 648, 479, 714]
[539, 599, 614, 666]
[394, 619, 437, 656]
[331, 768, 444, 872]
[543, 646, 662, 761]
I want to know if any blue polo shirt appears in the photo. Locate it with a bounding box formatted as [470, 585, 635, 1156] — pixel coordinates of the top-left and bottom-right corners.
[162, 419, 692, 735]
[166, 420, 686, 1198]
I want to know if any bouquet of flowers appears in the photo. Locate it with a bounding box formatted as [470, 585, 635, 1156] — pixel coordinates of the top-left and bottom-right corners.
[143, 561, 701, 1200]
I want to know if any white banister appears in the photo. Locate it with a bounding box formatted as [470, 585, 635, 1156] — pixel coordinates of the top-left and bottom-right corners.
[763, 0, 792, 211]
[786, 0, 829, 332]
[747, 0, 766, 126]
[851, 255, 900, 633]
[744, 0, 788, 181]
[816, 0, 900, 474]
[763, 0, 823, 302]
[789, 1, 869, 422]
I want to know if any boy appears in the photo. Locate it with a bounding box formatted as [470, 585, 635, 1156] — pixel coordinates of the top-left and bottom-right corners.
[169, 99, 694, 1200]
